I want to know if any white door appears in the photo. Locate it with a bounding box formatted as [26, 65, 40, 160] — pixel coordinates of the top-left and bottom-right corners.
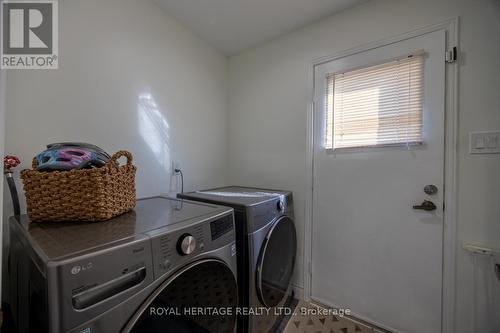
[312, 30, 446, 333]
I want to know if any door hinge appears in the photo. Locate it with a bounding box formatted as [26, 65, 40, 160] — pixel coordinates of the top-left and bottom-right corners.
[445, 47, 458, 63]
[308, 261, 313, 276]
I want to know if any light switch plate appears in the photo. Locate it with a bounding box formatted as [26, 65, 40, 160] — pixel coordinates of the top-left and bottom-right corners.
[470, 131, 500, 154]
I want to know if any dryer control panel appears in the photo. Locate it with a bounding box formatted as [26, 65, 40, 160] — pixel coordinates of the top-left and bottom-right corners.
[248, 192, 294, 233]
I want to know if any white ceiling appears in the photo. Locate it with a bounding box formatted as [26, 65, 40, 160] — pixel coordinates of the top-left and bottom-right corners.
[155, 0, 368, 56]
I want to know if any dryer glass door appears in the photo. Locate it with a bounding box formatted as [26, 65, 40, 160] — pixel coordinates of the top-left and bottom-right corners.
[125, 260, 237, 333]
[257, 216, 297, 307]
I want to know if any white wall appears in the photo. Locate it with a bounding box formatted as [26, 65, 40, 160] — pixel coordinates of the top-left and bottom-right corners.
[227, 0, 500, 331]
[3, 0, 229, 221]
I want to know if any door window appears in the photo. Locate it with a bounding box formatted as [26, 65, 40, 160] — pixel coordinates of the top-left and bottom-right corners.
[326, 54, 424, 150]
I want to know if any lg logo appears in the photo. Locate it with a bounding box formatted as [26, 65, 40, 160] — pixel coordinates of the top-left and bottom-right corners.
[1, 0, 58, 68]
[70, 265, 81, 275]
[71, 262, 93, 275]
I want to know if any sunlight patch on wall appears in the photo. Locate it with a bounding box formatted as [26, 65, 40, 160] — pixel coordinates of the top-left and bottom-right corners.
[137, 93, 170, 170]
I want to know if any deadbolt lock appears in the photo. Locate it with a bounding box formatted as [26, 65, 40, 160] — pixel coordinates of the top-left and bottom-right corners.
[424, 185, 438, 195]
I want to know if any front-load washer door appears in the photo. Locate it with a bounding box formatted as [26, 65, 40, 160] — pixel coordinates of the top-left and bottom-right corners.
[256, 216, 297, 308]
[123, 259, 238, 333]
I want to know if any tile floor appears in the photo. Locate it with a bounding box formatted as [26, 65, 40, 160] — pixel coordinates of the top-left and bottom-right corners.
[282, 300, 376, 333]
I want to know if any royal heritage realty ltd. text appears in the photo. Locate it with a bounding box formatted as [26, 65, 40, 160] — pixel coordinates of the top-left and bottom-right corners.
[149, 307, 352, 317]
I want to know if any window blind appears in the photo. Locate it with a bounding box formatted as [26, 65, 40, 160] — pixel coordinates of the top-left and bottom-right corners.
[325, 54, 424, 150]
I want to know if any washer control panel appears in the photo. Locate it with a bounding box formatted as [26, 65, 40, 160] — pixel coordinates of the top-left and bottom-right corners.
[210, 214, 233, 241]
[150, 212, 235, 279]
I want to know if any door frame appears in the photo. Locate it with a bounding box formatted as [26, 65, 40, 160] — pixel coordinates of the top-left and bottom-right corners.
[0, 55, 6, 305]
[303, 18, 459, 333]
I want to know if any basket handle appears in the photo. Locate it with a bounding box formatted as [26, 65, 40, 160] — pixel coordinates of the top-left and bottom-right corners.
[108, 150, 133, 168]
[32, 157, 38, 169]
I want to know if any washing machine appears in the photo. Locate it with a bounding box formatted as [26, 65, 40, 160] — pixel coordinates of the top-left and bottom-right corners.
[4, 196, 238, 333]
[178, 186, 297, 333]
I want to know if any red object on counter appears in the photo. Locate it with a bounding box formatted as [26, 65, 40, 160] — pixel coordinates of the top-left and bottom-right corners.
[4, 155, 21, 172]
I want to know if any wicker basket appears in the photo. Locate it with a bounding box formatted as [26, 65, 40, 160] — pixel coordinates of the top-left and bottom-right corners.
[21, 150, 136, 222]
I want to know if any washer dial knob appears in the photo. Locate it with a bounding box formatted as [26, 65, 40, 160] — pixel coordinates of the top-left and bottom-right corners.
[178, 234, 196, 255]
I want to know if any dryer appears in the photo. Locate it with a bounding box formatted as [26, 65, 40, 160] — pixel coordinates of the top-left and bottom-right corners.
[178, 187, 297, 333]
[4, 196, 238, 333]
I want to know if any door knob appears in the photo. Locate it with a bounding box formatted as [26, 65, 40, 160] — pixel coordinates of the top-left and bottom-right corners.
[413, 200, 437, 211]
